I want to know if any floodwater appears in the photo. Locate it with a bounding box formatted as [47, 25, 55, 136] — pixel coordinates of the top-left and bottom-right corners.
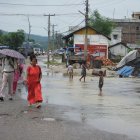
[20, 56, 140, 140]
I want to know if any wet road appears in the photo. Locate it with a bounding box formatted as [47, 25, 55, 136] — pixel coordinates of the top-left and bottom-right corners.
[21, 56, 140, 140]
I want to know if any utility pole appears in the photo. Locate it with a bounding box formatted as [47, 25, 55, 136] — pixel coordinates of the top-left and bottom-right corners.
[27, 16, 31, 41]
[52, 24, 57, 50]
[44, 14, 55, 67]
[52, 24, 57, 61]
[84, 0, 89, 61]
[55, 31, 58, 49]
[26, 16, 31, 58]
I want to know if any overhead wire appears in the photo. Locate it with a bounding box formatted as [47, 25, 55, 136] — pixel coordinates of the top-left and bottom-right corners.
[0, 12, 81, 17]
[54, 13, 84, 30]
[0, 2, 84, 7]
[59, 19, 85, 34]
[0, 0, 85, 35]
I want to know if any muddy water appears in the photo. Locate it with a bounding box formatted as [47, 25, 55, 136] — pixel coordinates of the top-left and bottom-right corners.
[21, 56, 140, 139]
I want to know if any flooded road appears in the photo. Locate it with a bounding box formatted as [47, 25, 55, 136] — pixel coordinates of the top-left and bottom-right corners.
[21, 56, 140, 140]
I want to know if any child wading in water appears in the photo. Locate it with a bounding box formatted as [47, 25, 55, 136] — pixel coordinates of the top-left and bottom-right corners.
[98, 71, 104, 96]
[67, 63, 73, 79]
[79, 62, 89, 82]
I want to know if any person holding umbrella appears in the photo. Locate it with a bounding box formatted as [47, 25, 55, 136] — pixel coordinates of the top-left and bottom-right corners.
[0, 56, 17, 101]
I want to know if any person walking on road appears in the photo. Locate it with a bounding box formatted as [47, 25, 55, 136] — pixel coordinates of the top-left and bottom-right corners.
[67, 63, 73, 79]
[13, 62, 23, 94]
[25, 55, 43, 108]
[79, 62, 88, 82]
[0, 56, 17, 101]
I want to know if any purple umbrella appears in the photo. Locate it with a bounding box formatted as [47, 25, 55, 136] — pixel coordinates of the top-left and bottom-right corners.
[0, 49, 25, 59]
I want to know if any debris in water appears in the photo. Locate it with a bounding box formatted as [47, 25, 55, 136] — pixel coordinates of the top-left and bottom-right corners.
[42, 118, 55, 121]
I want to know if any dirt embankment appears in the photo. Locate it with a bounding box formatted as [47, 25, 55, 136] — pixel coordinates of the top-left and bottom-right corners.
[49, 63, 117, 77]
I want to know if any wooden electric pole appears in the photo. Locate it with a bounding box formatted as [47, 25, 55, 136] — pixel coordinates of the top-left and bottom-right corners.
[84, 0, 89, 61]
[52, 24, 57, 50]
[44, 14, 55, 67]
[27, 16, 31, 41]
[52, 24, 57, 61]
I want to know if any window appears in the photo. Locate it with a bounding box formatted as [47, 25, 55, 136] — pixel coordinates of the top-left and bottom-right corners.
[113, 34, 118, 40]
[87, 38, 90, 44]
[136, 26, 139, 31]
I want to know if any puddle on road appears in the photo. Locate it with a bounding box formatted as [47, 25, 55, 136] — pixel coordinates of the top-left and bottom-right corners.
[91, 118, 140, 139]
[19, 57, 140, 139]
[23, 111, 28, 114]
[42, 117, 55, 121]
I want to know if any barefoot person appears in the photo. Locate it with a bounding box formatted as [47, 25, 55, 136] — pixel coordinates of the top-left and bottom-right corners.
[79, 62, 88, 82]
[67, 63, 73, 79]
[98, 71, 104, 96]
[25, 55, 43, 108]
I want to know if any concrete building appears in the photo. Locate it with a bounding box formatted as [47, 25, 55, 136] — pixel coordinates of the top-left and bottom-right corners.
[109, 42, 131, 59]
[132, 12, 140, 20]
[113, 18, 140, 45]
[110, 27, 122, 45]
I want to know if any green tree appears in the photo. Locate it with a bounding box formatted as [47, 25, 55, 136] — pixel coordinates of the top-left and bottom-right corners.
[8, 30, 25, 50]
[0, 30, 3, 36]
[0, 34, 10, 46]
[0, 30, 25, 50]
[89, 10, 115, 36]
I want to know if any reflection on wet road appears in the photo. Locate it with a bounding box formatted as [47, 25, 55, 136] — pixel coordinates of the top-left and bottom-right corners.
[21, 56, 140, 139]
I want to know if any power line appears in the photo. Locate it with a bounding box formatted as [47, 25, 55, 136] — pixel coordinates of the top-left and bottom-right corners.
[55, 13, 81, 16]
[59, 19, 85, 34]
[0, 13, 81, 17]
[0, 2, 84, 7]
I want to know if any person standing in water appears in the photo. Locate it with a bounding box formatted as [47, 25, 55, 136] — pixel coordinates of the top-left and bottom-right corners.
[98, 71, 104, 96]
[67, 63, 73, 79]
[79, 62, 88, 82]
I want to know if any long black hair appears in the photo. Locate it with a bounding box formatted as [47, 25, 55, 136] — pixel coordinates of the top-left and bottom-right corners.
[30, 54, 36, 61]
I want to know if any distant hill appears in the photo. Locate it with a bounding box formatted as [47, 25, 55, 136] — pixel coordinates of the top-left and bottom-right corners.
[0, 29, 48, 49]
[25, 34, 48, 49]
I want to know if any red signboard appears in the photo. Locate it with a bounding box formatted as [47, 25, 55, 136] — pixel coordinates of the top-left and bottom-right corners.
[75, 44, 107, 58]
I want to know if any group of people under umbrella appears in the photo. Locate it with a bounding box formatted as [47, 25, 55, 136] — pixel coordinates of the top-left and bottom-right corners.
[0, 48, 43, 108]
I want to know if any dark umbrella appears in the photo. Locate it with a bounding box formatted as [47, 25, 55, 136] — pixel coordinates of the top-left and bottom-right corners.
[0, 48, 25, 59]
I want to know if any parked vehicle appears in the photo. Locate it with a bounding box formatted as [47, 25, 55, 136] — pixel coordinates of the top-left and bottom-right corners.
[18, 47, 33, 57]
[33, 48, 41, 55]
[0, 46, 9, 49]
[42, 49, 46, 55]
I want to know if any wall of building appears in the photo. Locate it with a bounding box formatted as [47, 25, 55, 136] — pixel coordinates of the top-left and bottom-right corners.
[74, 34, 109, 45]
[73, 34, 109, 58]
[109, 44, 129, 57]
[114, 20, 140, 44]
[110, 27, 122, 45]
[132, 12, 140, 20]
[75, 28, 96, 35]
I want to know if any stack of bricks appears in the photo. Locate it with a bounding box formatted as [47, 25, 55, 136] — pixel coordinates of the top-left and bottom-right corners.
[95, 57, 115, 66]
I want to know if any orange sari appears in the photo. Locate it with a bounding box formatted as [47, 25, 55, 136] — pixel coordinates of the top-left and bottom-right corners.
[27, 65, 43, 104]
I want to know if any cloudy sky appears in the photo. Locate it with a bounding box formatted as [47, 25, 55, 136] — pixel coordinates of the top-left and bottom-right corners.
[0, 0, 139, 36]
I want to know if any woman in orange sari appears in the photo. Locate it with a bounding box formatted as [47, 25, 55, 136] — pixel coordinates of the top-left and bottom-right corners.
[25, 56, 43, 108]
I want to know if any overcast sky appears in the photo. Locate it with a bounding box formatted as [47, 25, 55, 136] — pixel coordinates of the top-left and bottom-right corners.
[0, 0, 139, 36]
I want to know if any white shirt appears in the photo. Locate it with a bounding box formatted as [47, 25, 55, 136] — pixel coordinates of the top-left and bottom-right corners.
[2, 57, 17, 72]
[67, 65, 73, 72]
